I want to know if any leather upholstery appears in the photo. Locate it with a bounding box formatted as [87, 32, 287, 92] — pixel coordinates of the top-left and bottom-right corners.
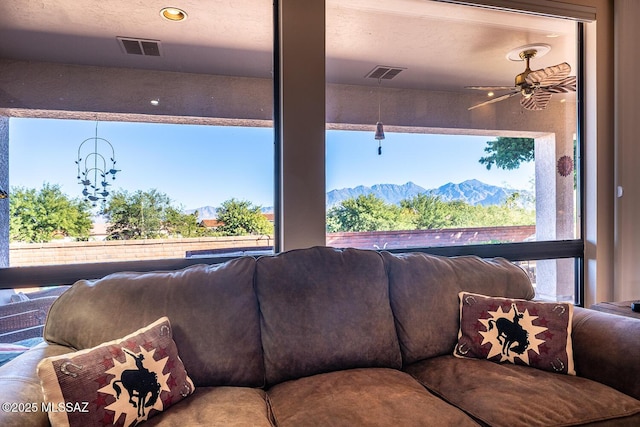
[268, 368, 479, 426]
[572, 307, 640, 400]
[256, 247, 401, 385]
[0, 343, 72, 427]
[406, 356, 640, 427]
[1, 246, 639, 426]
[382, 251, 535, 365]
[144, 387, 273, 427]
[44, 258, 264, 387]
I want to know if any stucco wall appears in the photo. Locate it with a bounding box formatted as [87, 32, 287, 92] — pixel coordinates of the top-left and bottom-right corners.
[0, 118, 7, 268]
[614, 0, 640, 301]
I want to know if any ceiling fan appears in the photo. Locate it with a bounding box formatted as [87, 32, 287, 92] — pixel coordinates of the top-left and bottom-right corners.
[467, 48, 576, 111]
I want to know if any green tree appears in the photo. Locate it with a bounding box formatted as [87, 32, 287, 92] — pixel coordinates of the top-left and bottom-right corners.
[450, 194, 534, 228]
[326, 192, 535, 234]
[326, 194, 413, 232]
[400, 193, 451, 229]
[479, 137, 534, 170]
[101, 189, 174, 239]
[215, 199, 273, 236]
[164, 207, 209, 238]
[9, 183, 92, 243]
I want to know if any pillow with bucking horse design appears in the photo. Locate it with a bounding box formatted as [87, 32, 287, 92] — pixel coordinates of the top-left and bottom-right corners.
[454, 292, 575, 375]
[37, 317, 195, 427]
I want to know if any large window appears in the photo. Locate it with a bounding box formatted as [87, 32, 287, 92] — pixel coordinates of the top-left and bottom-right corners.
[0, 1, 274, 272]
[0, 0, 598, 360]
[0, 1, 274, 353]
[326, 131, 538, 246]
[326, 0, 582, 303]
[8, 118, 274, 267]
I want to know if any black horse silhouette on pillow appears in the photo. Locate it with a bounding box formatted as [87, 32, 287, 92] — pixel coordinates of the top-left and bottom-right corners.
[112, 349, 161, 418]
[488, 303, 530, 357]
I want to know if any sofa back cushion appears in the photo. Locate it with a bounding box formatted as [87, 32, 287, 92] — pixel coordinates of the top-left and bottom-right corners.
[381, 251, 535, 365]
[44, 258, 264, 388]
[256, 247, 402, 385]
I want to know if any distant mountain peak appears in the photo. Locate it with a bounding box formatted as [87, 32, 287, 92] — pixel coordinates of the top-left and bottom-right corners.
[327, 180, 531, 209]
[189, 180, 532, 220]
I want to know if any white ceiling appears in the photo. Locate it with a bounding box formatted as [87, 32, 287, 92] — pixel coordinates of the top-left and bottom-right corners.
[0, 0, 577, 92]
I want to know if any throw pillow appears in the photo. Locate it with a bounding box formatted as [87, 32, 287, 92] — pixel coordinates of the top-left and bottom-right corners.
[454, 292, 575, 375]
[37, 317, 195, 427]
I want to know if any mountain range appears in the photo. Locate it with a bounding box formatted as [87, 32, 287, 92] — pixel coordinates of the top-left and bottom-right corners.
[326, 179, 532, 209]
[188, 179, 532, 220]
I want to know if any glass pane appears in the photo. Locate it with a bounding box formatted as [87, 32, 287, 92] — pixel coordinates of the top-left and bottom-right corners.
[513, 259, 576, 303]
[326, 0, 578, 250]
[326, 131, 537, 249]
[8, 119, 274, 266]
[1, 1, 275, 266]
[0, 285, 69, 365]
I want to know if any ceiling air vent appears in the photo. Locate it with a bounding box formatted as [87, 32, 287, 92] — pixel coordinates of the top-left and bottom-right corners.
[365, 65, 406, 80]
[117, 37, 162, 56]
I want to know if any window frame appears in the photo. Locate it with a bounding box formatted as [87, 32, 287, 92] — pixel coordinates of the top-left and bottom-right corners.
[0, 3, 588, 307]
[322, 6, 587, 305]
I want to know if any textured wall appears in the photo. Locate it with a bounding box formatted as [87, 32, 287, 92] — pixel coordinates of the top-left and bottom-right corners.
[614, 0, 640, 301]
[0, 117, 8, 268]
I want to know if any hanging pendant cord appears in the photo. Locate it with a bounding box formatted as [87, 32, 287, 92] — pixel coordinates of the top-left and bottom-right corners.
[378, 78, 382, 155]
[378, 78, 382, 122]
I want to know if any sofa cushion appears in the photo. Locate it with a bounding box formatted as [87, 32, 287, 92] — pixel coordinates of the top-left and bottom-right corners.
[37, 317, 194, 427]
[144, 387, 272, 427]
[267, 367, 480, 427]
[0, 342, 74, 427]
[405, 356, 640, 427]
[382, 251, 534, 365]
[572, 308, 640, 401]
[44, 258, 264, 387]
[256, 247, 402, 385]
[454, 292, 575, 375]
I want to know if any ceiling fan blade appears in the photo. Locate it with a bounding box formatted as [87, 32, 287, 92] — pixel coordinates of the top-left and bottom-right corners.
[543, 76, 577, 93]
[525, 62, 571, 86]
[468, 91, 519, 110]
[521, 91, 552, 110]
[465, 85, 515, 91]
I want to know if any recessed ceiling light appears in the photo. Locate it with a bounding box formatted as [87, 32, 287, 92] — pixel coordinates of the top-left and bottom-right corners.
[487, 91, 494, 97]
[150, 99, 160, 106]
[160, 7, 188, 22]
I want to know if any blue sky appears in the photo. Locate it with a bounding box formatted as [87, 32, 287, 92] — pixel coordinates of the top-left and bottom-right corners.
[327, 130, 534, 191]
[9, 118, 534, 210]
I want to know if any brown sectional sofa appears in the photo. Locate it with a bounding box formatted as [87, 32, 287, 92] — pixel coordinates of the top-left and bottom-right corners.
[1, 246, 639, 426]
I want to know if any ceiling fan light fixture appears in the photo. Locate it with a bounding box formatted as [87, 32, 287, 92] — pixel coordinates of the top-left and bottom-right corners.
[160, 7, 188, 22]
[467, 45, 576, 111]
[506, 43, 551, 61]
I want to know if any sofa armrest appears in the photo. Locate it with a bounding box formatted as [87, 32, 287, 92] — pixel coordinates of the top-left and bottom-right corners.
[0, 342, 73, 427]
[572, 307, 640, 400]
